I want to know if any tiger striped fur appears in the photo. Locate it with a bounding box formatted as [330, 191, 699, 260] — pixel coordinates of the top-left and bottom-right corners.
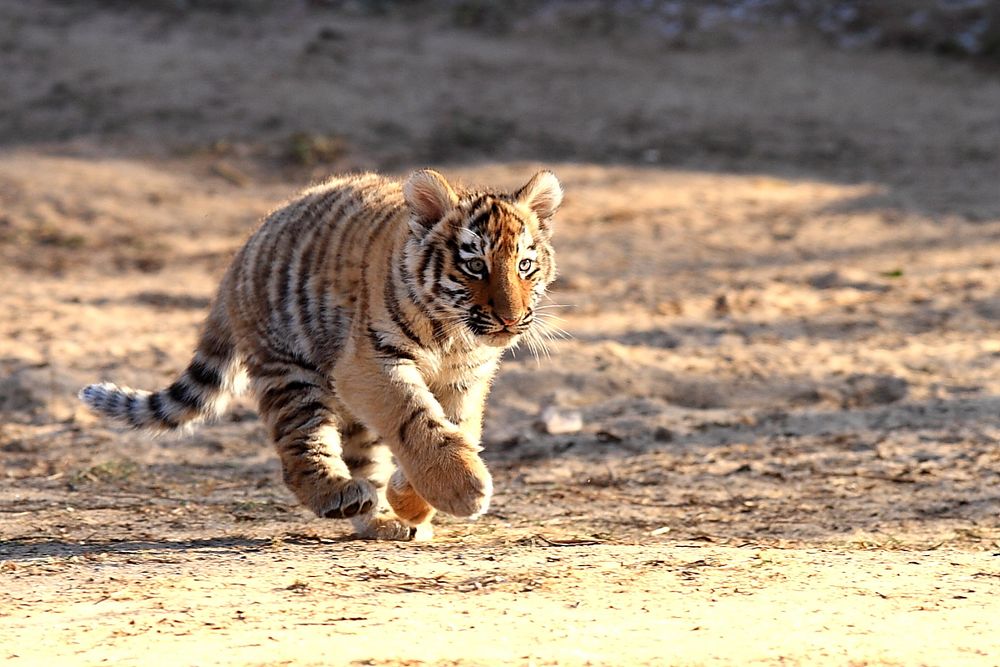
[79, 169, 563, 541]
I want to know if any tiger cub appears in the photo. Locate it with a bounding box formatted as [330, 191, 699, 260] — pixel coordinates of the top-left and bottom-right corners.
[79, 169, 562, 540]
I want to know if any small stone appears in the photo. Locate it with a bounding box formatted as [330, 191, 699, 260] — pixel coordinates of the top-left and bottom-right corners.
[538, 406, 583, 435]
[840, 374, 909, 408]
[807, 270, 840, 289]
[653, 426, 674, 442]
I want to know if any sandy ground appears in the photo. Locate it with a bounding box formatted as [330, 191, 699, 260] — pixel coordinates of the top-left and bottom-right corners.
[2, 3, 1000, 666]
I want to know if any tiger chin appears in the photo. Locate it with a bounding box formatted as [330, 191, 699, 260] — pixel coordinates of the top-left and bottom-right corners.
[79, 168, 563, 541]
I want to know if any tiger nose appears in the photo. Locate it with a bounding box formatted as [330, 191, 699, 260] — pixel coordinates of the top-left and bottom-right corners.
[498, 314, 520, 326]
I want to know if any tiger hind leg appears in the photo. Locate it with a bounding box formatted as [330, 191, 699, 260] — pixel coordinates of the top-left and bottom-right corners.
[253, 364, 376, 519]
[341, 423, 435, 541]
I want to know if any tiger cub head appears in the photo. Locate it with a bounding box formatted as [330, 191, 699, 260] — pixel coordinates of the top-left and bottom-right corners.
[403, 169, 563, 348]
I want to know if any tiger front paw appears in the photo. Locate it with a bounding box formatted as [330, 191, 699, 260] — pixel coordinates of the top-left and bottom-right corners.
[407, 436, 492, 519]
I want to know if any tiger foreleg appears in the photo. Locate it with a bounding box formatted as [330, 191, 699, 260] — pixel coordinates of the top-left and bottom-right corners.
[333, 346, 492, 519]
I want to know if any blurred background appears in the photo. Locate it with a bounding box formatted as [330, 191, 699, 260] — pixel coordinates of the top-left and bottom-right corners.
[3, 1, 999, 187]
[2, 0, 1000, 549]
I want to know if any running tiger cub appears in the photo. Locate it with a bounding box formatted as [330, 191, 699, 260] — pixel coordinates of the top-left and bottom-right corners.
[79, 169, 562, 541]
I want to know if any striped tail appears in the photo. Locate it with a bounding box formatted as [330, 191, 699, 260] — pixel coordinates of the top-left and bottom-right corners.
[79, 304, 245, 431]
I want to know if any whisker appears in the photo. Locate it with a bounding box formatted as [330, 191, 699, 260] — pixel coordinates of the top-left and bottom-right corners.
[533, 315, 572, 340]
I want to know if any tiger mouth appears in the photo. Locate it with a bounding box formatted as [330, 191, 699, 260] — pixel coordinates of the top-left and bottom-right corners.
[466, 306, 533, 339]
[466, 317, 526, 340]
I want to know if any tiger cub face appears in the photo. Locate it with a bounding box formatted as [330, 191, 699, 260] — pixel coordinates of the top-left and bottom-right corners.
[404, 170, 563, 347]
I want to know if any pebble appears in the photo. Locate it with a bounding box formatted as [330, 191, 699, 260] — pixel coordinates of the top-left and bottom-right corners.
[538, 406, 584, 435]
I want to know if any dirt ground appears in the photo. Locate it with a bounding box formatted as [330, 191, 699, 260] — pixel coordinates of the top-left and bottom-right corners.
[2, 3, 1000, 666]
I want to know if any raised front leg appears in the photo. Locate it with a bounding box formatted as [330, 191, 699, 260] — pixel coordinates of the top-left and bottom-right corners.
[333, 344, 492, 519]
[382, 372, 495, 532]
[434, 370, 497, 446]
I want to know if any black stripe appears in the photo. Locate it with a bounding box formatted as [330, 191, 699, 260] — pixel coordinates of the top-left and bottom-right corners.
[398, 407, 427, 444]
[149, 392, 179, 428]
[505, 208, 530, 236]
[384, 276, 424, 347]
[188, 359, 223, 389]
[403, 261, 447, 335]
[316, 206, 356, 280]
[296, 191, 344, 335]
[125, 394, 141, 427]
[367, 327, 416, 361]
[415, 242, 433, 288]
[332, 204, 374, 277]
[469, 203, 494, 232]
[255, 213, 296, 351]
[341, 421, 366, 438]
[199, 329, 232, 362]
[274, 350, 322, 374]
[349, 205, 398, 329]
[451, 245, 469, 275]
[398, 246, 447, 343]
[467, 196, 494, 226]
[282, 195, 331, 335]
[282, 441, 312, 457]
[421, 246, 437, 285]
[281, 380, 319, 393]
[343, 456, 374, 471]
[308, 194, 353, 310]
[274, 400, 329, 435]
[405, 282, 447, 342]
[112, 389, 128, 413]
[259, 380, 321, 415]
[251, 355, 322, 380]
[167, 380, 201, 410]
[467, 193, 491, 210]
[432, 246, 445, 286]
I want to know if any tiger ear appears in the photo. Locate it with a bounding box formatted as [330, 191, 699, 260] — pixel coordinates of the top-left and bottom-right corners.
[404, 169, 458, 235]
[515, 170, 563, 223]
